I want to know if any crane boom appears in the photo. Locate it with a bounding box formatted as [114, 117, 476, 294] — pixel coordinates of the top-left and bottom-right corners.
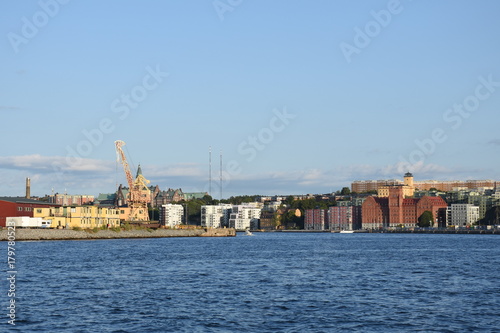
[115, 140, 134, 189]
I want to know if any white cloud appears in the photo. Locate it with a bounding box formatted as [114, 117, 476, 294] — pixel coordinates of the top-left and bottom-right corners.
[0, 154, 113, 173]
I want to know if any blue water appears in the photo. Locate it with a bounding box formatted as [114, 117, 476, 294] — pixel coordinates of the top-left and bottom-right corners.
[3, 233, 500, 332]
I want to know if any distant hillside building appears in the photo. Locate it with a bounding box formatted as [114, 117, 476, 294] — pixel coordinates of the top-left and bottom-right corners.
[48, 194, 94, 206]
[353, 174, 498, 193]
[378, 172, 415, 198]
[96, 193, 116, 206]
[362, 186, 448, 229]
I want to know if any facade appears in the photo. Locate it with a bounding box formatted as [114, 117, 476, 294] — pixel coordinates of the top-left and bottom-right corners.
[201, 204, 232, 228]
[32, 206, 120, 229]
[95, 193, 116, 206]
[228, 205, 261, 230]
[259, 211, 278, 230]
[183, 192, 209, 201]
[328, 206, 361, 231]
[304, 209, 327, 230]
[378, 173, 415, 198]
[48, 194, 94, 206]
[160, 204, 184, 228]
[353, 178, 498, 193]
[362, 186, 448, 229]
[446, 204, 480, 227]
[351, 179, 401, 193]
[0, 197, 58, 227]
[154, 188, 185, 206]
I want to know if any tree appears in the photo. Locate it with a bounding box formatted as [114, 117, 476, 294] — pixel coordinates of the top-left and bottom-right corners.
[340, 187, 351, 195]
[418, 211, 433, 228]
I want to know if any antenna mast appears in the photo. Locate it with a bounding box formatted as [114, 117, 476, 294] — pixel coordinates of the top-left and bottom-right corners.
[209, 146, 212, 197]
[220, 150, 223, 200]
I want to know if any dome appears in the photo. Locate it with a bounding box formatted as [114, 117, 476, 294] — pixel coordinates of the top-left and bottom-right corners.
[404, 172, 413, 178]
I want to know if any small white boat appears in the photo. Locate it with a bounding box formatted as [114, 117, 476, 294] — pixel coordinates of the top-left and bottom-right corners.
[340, 230, 354, 234]
[245, 229, 254, 236]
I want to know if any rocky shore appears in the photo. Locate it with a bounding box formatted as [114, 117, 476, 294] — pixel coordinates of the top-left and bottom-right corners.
[0, 227, 236, 241]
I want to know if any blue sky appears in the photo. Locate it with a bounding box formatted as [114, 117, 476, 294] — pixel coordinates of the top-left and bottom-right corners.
[1, 0, 500, 198]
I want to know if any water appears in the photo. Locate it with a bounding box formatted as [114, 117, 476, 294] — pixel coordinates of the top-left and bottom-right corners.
[3, 233, 500, 332]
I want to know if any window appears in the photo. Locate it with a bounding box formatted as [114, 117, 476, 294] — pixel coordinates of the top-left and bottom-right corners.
[37, 209, 42, 213]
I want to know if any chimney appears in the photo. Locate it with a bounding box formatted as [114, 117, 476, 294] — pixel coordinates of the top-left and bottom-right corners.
[26, 177, 31, 199]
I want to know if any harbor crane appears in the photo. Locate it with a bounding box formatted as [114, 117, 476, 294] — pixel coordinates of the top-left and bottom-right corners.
[115, 140, 151, 221]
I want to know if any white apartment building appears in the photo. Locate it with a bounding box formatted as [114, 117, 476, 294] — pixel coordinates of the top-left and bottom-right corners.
[160, 204, 184, 228]
[201, 204, 232, 228]
[229, 205, 261, 230]
[446, 204, 480, 227]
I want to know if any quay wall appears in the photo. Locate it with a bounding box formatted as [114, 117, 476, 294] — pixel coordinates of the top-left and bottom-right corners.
[0, 228, 236, 241]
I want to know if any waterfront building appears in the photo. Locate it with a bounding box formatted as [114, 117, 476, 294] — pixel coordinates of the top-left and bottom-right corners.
[160, 204, 184, 228]
[0, 197, 58, 227]
[446, 204, 480, 227]
[304, 209, 327, 230]
[228, 205, 261, 230]
[33, 206, 120, 229]
[201, 204, 232, 228]
[259, 210, 278, 230]
[328, 206, 361, 231]
[362, 186, 448, 229]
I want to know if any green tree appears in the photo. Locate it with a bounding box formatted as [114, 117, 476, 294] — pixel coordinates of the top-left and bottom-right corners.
[418, 210, 433, 228]
[340, 187, 351, 195]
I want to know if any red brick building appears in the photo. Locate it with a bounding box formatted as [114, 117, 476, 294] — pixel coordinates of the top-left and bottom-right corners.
[328, 206, 362, 231]
[304, 209, 327, 230]
[362, 186, 448, 229]
[0, 197, 59, 227]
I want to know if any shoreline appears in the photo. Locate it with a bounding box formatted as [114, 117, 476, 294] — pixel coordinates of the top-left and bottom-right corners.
[0, 227, 236, 241]
[256, 229, 500, 235]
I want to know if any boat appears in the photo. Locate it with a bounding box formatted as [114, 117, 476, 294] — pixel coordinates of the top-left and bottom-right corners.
[340, 230, 354, 234]
[245, 229, 254, 236]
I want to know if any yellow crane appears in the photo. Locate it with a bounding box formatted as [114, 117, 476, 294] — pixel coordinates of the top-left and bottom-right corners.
[115, 140, 151, 221]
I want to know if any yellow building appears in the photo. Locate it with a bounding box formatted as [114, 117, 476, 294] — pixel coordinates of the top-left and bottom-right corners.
[377, 172, 415, 198]
[34, 206, 120, 229]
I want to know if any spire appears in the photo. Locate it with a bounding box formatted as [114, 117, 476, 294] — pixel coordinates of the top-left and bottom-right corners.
[136, 164, 143, 178]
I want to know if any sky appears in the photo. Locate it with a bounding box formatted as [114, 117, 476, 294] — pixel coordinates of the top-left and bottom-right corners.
[1, 0, 500, 198]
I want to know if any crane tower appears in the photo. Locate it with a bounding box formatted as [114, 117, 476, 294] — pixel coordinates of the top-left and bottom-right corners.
[115, 140, 151, 221]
